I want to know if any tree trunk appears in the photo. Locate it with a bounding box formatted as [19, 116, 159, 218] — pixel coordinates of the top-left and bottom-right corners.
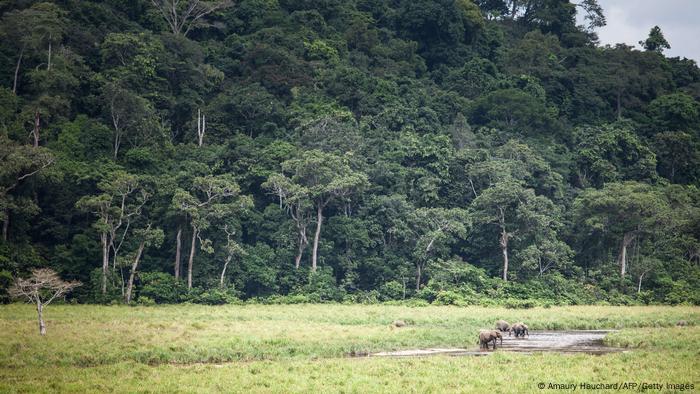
[616, 90, 622, 120]
[187, 224, 198, 289]
[113, 132, 121, 160]
[12, 45, 24, 94]
[311, 204, 323, 272]
[47, 35, 52, 71]
[125, 240, 146, 304]
[294, 229, 307, 269]
[37, 301, 46, 335]
[101, 232, 109, 294]
[415, 263, 422, 291]
[2, 209, 9, 241]
[220, 255, 232, 288]
[637, 272, 646, 294]
[618, 232, 636, 279]
[32, 110, 40, 147]
[294, 241, 304, 269]
[174, 226, 182, 279]
[500, 228, 509, 282]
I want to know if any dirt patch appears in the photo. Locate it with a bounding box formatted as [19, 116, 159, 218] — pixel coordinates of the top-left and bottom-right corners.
[363, 330, 626, 357]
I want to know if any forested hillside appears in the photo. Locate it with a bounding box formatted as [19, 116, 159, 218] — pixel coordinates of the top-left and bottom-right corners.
[1, 0, 699, 305]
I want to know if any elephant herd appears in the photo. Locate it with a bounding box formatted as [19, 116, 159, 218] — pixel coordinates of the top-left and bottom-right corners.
[479, 320, 529, 350]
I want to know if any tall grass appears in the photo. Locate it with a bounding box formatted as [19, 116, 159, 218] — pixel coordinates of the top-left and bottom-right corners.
[0, 304, 697, 368]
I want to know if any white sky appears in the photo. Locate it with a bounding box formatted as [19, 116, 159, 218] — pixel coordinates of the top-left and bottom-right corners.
[576, 0, 700, 62]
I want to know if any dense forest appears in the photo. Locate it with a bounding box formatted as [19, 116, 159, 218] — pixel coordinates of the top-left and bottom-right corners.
[1, 0, 699, 306]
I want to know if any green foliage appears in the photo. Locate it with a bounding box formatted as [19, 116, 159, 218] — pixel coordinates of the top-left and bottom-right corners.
[0, 270, 12, 303]
[647, 93, 700, 132]
[136, 296, 156, 306]
[572, 123, 657, 187]
[0, 0, 698, 307]
[139, 272, 187, 304]
[469, 88, 555, 133]
[665, 281, 700, 305]
[190, 287, 242, 305]
[379, 280, 406, 301]
[87, 268, 122, 304]
[639, 26, 670, 53]
[295, 267, 344, 302]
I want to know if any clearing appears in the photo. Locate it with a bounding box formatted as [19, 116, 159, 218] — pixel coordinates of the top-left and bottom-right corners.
[370, 330, 624, 357]
[0, 304, 697, 393]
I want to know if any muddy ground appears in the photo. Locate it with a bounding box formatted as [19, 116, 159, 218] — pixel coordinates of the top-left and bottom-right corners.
[368, 330, 625, 357]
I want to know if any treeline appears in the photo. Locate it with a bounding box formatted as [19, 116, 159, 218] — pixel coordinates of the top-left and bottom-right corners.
[0, 0, 699, 306]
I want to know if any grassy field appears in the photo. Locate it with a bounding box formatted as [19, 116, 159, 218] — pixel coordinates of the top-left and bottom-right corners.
[1, 304, 698, 393]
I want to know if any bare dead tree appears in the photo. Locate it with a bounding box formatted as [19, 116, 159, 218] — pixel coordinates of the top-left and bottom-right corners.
[150, 0, 233, 37]
[196, 108, 206, 146]
[9, 269, 81, 335]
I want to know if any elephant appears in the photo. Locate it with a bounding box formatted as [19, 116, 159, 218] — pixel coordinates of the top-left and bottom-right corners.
[495, 320, 511, 336]
[392, 320, 407, 328]
[511, 322, 529, 338]
[479, 330, 503, 350]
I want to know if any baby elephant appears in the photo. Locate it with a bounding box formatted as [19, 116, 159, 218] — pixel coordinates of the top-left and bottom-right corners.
[495, 320, 511, 336]
[511, 322, 529, 338]
[479, 330, 503, 350]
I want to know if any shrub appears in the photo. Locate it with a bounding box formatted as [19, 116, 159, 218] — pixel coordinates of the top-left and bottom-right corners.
[433, 290, 468, 306]
[384, 298, 430, 307]
[636, 290, 654, 305]
[379, 280, 405, 301]
[137, 296, 156, 306]
[501, 298, 538, 309]
[665, 280, 700, 305]
[343, 290, 380, 304]
[87, 268, 122, 304]
[296, 267, 344, 302]
[139, 272, 187, 304]
[193, 288, 241, 305]
[0, 270, 12, 304]
[255, 294, 312, 304]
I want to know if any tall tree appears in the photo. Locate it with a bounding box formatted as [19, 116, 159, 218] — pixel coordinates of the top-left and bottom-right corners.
[639, 26, 670, 53]
[573, 182, 671, 281]
[101, 83, 157, 160]
[76, 172, 148, 294]
[263, 174, 313, 269]
[125, 224, 164, 303]
[0, 2, 67, 94]
[0, 136, 54, 241]
[150, 0, 233, 37]
[411, 207, 469, 289]
[268, 150, 368, 271]
[173, 174, 249, 289]
[219, 224, 244, 288]
[471, 180, 559, 281]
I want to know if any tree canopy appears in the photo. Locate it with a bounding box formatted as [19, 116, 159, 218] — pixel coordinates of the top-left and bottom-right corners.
[1, 0, 699, 306]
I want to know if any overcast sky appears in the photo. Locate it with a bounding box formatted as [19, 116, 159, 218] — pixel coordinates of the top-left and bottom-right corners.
[576, 0, 700, 62]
